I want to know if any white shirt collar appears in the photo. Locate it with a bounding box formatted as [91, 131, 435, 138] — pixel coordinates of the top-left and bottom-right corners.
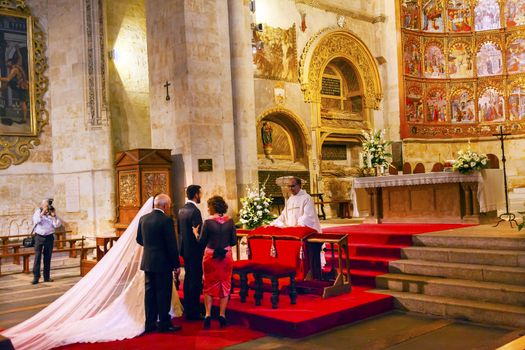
[153, 208, 165, 214]
[186, 200, 198, 207]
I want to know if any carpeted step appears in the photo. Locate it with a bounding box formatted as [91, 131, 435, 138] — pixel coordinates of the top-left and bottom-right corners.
[341, 232, 415, 245]
[389, 259, 525, 286]
[401, 246, 525, 267]
[349, 243, 406, 259]
[348, 269, 385, 287]
[324, 255, 393, 272]
[376, 273, 525, 306]
[369, 289, 525, 328]
[413, 234, 525, 251]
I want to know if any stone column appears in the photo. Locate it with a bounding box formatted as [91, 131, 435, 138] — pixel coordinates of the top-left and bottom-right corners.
[48, 0, 114, 236]
[228, 0, 258, 198]
[146, 0, 239, 212]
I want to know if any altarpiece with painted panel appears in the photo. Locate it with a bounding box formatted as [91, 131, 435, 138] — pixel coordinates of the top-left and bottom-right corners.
[399, 0, 525, 139]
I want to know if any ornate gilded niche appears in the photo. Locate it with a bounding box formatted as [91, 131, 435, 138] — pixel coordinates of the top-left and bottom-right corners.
[399, 0, 525, 138]
[256, 107, 310, 169]
[0, 0, 48, 169]
[299, 28, 382, 110]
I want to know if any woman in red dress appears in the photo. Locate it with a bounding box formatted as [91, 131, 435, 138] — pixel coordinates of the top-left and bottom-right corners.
[196, 196, 237, 329]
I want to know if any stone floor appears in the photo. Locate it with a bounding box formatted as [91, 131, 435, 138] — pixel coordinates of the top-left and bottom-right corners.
[226, 311, 522, 350]
[0, 266, 522, 349]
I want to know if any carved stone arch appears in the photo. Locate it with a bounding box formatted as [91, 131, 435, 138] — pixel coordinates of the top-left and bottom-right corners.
[299, 28, 382, 109]
[256, 107, 312, 149]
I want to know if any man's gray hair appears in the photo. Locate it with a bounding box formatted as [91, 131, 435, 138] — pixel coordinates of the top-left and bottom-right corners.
[154, 194, 171, 208]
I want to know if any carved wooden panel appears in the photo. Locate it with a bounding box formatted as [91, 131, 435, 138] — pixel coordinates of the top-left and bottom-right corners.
[118, 171, 139, 207]
[142, 171, 169, 203]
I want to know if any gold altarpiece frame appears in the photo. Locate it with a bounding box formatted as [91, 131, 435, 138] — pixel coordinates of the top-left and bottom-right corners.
[0, 0, 48, 169]
[298, 28, 383, 190]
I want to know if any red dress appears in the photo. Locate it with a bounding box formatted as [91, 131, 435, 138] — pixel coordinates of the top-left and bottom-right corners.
[200, 216, 237, 298]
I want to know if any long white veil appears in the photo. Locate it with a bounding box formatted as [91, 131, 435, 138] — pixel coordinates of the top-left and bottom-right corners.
[2, 197, 182, 350]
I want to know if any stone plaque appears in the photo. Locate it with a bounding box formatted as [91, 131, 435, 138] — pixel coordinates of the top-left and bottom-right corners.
[198, 159, 213, 172]
[321, 77, 341, 96]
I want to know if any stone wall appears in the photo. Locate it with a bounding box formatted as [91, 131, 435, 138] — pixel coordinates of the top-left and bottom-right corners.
[146, 0, 239, 214]
[0, 1, 53, 235]
[107, 0, 151, 151]
[47, 0, 114, 236]
[250, 0, 393, 210]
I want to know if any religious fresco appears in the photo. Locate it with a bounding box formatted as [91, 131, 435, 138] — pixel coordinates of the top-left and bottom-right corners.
[403, 38, 422, 77]
[425, 87, 447, 122]
[476, 42, 503, 76]
[447, 0, 472, 32]
[422, 0, 445, 32]
[505, 0, 525, 27]
[398, 0, 525, 138]
[253, 24, 297, 82]
[405, 83, 423, 122]
[448, 41, 473, 77]
[451, 89, 476, 123]
[474, 0, 501, 31]
[402, 0, 420, 30]
[478, 87, 505, 122]
[507, 37, 525, 74]
[424, 41, 446, 78]
[509, 85, 525, 120]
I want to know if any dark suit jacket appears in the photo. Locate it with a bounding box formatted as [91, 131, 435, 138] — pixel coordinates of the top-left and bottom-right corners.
[177, 202, 203, 261]
[136, 209, 180, 272]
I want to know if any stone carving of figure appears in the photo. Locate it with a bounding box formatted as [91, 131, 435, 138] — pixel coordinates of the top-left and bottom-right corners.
[261, 121, 274, 162]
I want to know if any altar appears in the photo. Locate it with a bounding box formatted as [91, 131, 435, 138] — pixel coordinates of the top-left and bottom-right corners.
[350, 169, 504, 224]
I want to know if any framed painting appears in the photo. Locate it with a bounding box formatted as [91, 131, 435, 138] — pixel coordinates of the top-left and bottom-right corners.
[0, 9, 35, 136]
[0, 2, 48, 170]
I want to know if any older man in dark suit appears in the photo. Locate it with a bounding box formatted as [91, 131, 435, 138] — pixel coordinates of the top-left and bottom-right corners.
[136, 194, 181, 333]
[178, 185, 204, 321]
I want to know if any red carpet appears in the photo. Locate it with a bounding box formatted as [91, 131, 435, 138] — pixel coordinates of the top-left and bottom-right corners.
[49, 223, 474, 347]
[322, 223, 475, 287]
[224, 286, 392, 338]
[55, 319, 265, 350]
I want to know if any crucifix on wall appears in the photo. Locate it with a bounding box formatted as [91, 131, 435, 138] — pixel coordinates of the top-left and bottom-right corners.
[164, 81, 171, 101]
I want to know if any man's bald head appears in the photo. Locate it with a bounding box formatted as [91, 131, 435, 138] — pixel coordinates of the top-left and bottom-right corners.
[154, 194, 171, 213]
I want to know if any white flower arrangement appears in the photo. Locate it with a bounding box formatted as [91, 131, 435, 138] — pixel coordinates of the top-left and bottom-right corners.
[361, 129, 392, 174]
[452, 143, 488, 174]
[239, 184, 275, 229]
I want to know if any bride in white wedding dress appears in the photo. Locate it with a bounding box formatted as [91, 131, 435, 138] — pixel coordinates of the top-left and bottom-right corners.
[2, 197, 183, 350]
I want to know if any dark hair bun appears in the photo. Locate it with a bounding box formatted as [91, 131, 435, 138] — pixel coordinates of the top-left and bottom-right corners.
[207, 195, 228, 215]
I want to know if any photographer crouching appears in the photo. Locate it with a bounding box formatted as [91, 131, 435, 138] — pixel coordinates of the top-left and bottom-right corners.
[31, 199, 61, 285]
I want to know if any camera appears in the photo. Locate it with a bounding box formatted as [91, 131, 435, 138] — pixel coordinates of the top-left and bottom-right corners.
[47, 198, 55, 212]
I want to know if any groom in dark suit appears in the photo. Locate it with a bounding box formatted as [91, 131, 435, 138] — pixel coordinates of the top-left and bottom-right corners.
[136, 194, 181, 333]
[178, 185, 204, 320]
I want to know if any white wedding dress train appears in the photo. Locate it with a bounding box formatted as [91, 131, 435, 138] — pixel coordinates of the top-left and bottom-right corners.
[2, 197, 183, 350]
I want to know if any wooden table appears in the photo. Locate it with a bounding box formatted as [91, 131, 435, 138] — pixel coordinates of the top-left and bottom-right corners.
[351, 170, 504, 224]
[306, 233, 351, 298]
[95, 236, 119, 261]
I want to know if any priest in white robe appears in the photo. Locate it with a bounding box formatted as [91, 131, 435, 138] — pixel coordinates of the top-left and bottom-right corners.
[272, 177, 322, 233]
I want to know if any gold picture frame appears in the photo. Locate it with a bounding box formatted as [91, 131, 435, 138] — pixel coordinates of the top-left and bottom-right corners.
[0, 1, 48, 169]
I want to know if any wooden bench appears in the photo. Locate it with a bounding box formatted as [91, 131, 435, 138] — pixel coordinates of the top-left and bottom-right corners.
[0, 237, 85, 263]
[0, 230, 71, 254]
[0, 246, 95, 276]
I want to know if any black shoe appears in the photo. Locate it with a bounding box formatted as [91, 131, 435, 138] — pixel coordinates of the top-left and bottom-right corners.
[158, 325, 182, 333]
[31, 279, 39, 285]
[142, 326, 157, 335]
[203, 316, 211, 329]
[218, 316, 227, 328]
[44, 278, 53, 282]
[186, 314, 205, 321]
